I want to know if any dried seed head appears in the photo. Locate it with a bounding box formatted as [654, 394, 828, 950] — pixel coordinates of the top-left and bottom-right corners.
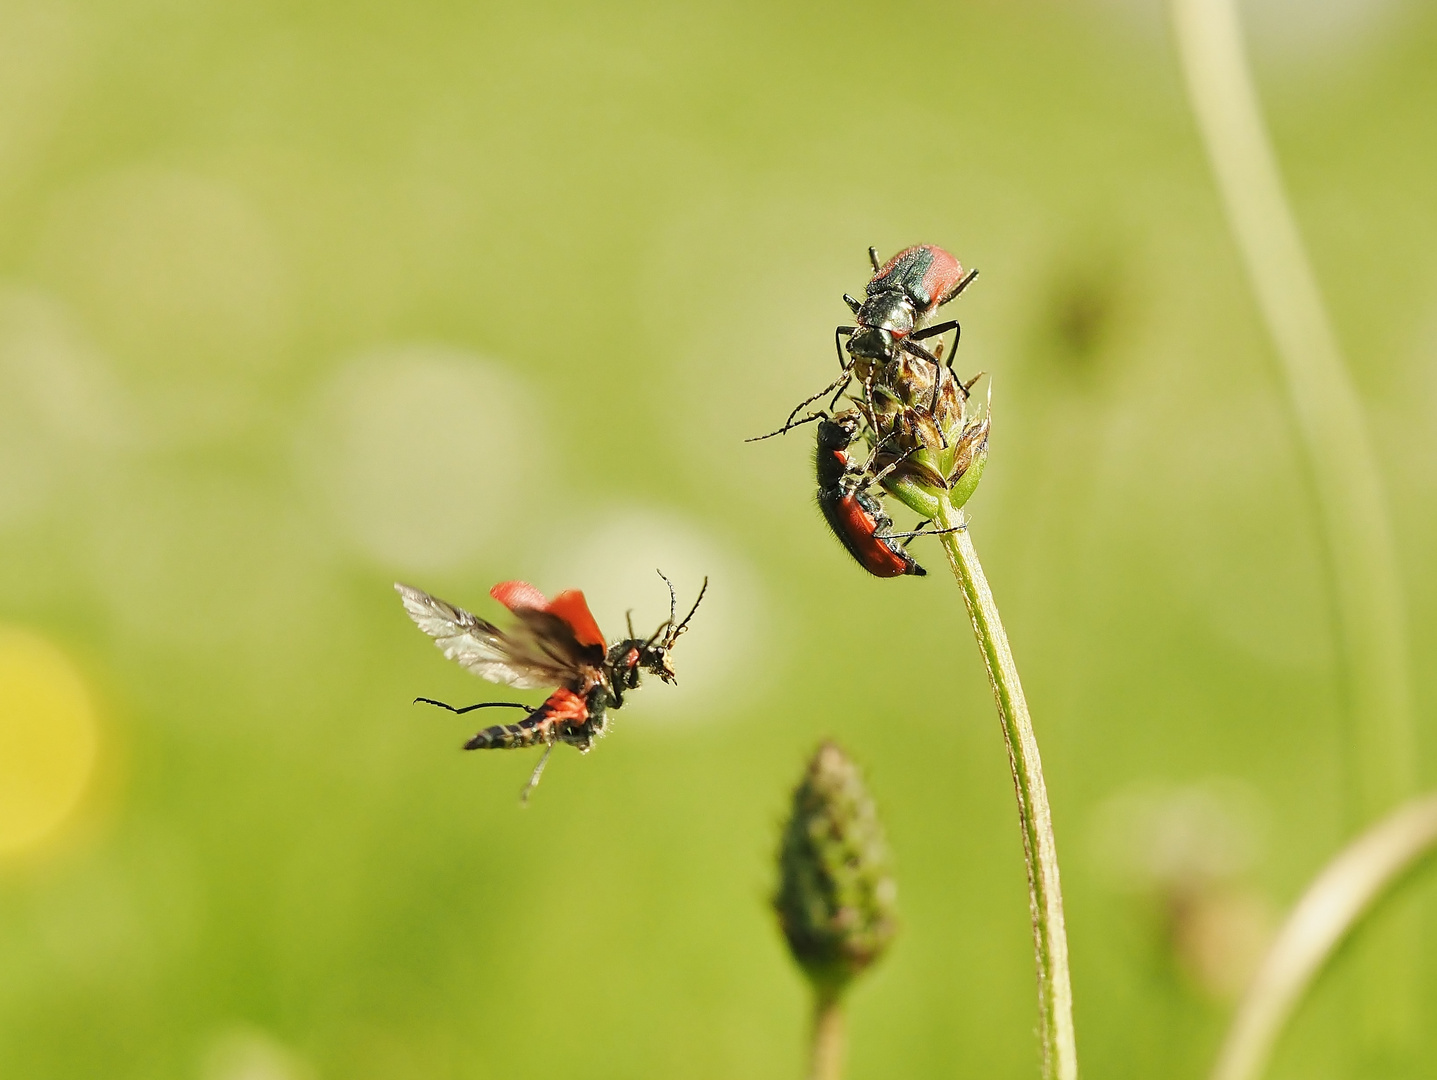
[857, 355, 990, 521]
[774, 741, 897, 998]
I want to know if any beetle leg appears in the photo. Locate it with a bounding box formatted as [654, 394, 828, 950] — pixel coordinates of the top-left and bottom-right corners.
[519, 742, 556, 805]
[914, 320, 966, 398]
[900, 338, 942, 366]
[899, 338, 949, 431]
[414, 698, 533, 716]
[880, 517, 969, 542]
[868, 246, 881, 272]
[856, 428, 904, 477]
[834, 325, 856, 369]
[937, 268, 979, 306]
[911, 318, 961, 342]
[861, 440, 924, 491]
[843, 293, 862, 315]
[899, 520, 932, 548]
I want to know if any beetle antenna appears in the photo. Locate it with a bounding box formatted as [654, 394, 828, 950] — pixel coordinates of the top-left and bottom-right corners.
[625, 609, 636, 640]
[780, 364, 853, 433]
[657, 570, 678, 626]
[868, 246, 881, 272]
[744, 410, 826, 443]
[666, 577, 709, 645]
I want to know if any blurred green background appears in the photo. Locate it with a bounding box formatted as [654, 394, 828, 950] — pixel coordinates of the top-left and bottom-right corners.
[2, 0, 1436, 1077]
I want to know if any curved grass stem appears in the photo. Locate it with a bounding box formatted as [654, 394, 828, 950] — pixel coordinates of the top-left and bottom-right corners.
[935, 500, 1077, 1080]
[1170, 0, 1418, 1060]
[1212, 794, 1437, 1080]
[1169, 0, 1414, 815]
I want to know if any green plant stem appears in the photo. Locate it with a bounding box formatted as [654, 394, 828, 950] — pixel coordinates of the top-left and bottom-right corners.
[1170, 0, 1418, 1059]
[1169, 0, 1414, 819]
[807, 990, 844, 1080]
[1211, 794, 1437, 1080]
[935, 500, 1077, 1080]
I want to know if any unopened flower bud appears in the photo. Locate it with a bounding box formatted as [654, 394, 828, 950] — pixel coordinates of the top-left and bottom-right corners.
[774, 742, 897, 998]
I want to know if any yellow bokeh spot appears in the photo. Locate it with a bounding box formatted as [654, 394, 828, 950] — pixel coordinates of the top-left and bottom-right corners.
[0, 627, 100, 858]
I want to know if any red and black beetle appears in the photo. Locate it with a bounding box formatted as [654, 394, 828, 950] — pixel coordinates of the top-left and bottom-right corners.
[785, 245, 978, 426]
[843, 244, 976, 368]
[815, 411, 927, 578]
[748, 406, 965, 579]
[395, 574, 706, 799]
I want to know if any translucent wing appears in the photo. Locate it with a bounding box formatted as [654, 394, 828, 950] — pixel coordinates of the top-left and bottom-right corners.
[395, 583, 583, 690]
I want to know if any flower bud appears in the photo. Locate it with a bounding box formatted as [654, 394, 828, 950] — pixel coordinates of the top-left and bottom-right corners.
[774, 742, 897, 998]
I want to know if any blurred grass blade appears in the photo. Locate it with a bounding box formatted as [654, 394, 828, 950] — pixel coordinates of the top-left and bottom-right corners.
[1168, 0, 1414, 816]
[1211, 794, 1437, 1080]
[1169, 0, 1418, 1058]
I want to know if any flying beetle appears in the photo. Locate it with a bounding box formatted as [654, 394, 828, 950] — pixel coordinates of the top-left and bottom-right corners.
[395, 573, 706, 800]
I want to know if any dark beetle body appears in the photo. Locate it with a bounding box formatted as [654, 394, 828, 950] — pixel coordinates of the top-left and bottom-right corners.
[814, 413, 924, 578]
[460, 619, 691, 752]
[398, 576, 705, 756]
[765, 244, 977, 435]
[845, 244, 972, 365]
[464, 684, 610, 751]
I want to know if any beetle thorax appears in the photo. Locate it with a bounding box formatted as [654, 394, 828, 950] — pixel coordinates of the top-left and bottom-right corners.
[848, 290, 916, 362]
[858, 290, 916, 336]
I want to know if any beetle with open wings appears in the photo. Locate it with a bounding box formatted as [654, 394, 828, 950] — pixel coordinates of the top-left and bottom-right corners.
[395, 573, 706, 801]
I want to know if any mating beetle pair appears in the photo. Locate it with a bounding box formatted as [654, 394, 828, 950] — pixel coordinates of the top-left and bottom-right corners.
[756, 243, 982, 579]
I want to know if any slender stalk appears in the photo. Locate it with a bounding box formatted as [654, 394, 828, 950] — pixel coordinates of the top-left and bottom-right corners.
[807, 991, 845, 1080]
[1168, 0, 1414, 822]
[935, 501, 1077, 1080]
[1212, 794, 1437, 1080]
[1170, 0, 1418, 1057]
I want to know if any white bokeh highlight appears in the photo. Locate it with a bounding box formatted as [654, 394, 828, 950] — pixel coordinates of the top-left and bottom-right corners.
[542, 506, 773, 720]
[300, 345, 540, 572]
[202, 1028, 313, 1080]
[0, 288, 133, 528]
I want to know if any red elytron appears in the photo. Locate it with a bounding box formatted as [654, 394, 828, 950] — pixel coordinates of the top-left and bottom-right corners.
[815, 412, 926, 577]
[395, 574, 705, 799]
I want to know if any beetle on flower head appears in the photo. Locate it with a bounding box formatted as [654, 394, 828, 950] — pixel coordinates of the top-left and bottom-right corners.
[843, 244, 977, 368]
[779, 244, 978, 428]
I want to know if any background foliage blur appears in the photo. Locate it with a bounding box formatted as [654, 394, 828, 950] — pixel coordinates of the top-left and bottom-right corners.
[2, 0, 1436, 1077]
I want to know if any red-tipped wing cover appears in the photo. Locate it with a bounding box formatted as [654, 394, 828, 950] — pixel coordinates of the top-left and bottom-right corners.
[544, 590, 606, 650]
[490, 580, 550, 613]
[490, 580, 606, 650]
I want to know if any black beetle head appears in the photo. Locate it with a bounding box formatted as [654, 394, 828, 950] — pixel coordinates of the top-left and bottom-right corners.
[846, 325, 897, 362]
[605, 574, 708, 691]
